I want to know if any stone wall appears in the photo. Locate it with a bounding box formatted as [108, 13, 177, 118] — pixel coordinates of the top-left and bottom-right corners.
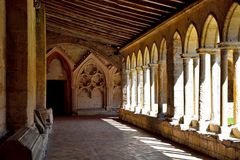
[0, 0, 6, 137]
[119, 109, 240, 160]
[46, 44, 122, 113]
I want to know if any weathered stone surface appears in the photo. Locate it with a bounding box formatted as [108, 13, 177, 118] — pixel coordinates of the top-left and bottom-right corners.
[120, 109, 240, 160]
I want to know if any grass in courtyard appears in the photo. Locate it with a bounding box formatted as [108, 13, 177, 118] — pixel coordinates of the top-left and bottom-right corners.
[228, 117, 234, 125]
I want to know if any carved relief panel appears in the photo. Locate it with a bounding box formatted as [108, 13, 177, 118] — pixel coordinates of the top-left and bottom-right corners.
[77, 62, 106, 109]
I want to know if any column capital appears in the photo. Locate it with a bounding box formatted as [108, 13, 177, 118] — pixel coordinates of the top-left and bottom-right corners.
[142, 65, 150, 70]
[135, 66, 142, 71]
[197, 48, 220, 55]
[125, 69, 130, 73]
[181, 53, 198, 59]
[130, 68, 136, 72]
[218, 42, 240, 50]
[149, 63, 158, 68]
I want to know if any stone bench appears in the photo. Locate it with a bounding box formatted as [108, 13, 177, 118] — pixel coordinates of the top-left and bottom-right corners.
[0, 127, 44, 160]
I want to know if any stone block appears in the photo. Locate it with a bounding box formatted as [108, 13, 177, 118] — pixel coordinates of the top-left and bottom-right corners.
[0, 127, 44, 160]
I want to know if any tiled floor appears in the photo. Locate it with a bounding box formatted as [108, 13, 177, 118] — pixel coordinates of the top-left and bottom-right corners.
[46, 116, 213, 160]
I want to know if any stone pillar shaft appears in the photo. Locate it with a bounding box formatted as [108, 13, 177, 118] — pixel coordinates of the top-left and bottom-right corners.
[193, 58, 199, 120]
[220, 49, 229, 127]
[130, 69, 137, 111]
[233, 49, 240, 124]
[183, 59, 194, 121]
[6, 0, 37, 131]
[211, 53, 220, 124]
[136, 67, 143, 113]
[36, 1, 46, 110]
[126, 70, 131, 110]
[150, 63, 158, 117]
[142, 65, 151, 115]
[199, 53, 211, 121]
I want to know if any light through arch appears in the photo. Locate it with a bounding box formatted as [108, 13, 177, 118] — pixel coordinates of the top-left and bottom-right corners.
[159, 38, 168, 115]
[173, 31, 184, 119]
[151, 43, 158, 64]
[202, 14, 220, 48]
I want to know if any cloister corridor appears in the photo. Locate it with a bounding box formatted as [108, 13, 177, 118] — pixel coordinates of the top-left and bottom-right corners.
[46, 116, 213, 160]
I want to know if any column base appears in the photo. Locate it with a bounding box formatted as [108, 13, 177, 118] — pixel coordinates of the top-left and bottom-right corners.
[219, 126, 231, 140]
[198, 120, 210, 133]
[170, 116, 182, 126]
[124, 105, 131, 111]
[134, 106, 142, 114]
[129, 106, 136, 112]
[141, 107, 150, 115]
[149, 111, 158, 118]
[157, 113, 166, 120]
[232, 125, 240, 138]
[180, 116, 192, 130]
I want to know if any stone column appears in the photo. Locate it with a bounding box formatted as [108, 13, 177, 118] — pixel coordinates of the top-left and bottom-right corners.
[218, 43, 230, 134]
[197, 49, 211, 132]
[135, 67, 143, 113]
[233, 48, 240, 125]
[150, 63, 158, 117]
[181, 53, 195, 128]
[130, 69, 137, 112]
[36, 1, 46, 110]
[6, 0, 37, 131]
[193, 58, 199, 120]
[125, 70, 131, 110]
[211, 50, 221, 125]
[142, 65, 151, 115]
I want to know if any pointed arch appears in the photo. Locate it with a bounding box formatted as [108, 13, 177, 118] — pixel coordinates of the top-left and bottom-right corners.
[144, 46, 150, 65]
[151, 43, 158, 63]
[173, 31, 184, 118]
[223, 3, 240, 42]
[131, 52, 136, 69]
[137, 50, 143, 67]
[47, 48, 73, 113]
[202, 14, 220, 48]
[185, 24, 199, 53]
[159, 38, 167, 61]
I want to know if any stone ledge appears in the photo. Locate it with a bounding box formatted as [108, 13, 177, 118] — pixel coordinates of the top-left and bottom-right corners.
[119, 109, 240, 160]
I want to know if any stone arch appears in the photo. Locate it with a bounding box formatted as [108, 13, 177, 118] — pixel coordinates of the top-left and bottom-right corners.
[151, 43, 158, 64]
[202, 14, 220, 48]
[75, 58, 106, 110]
[144, 46, 150, 65]
[137, 50, 143, 67]
[131, 52, 136, 69]
[159, 38, 168, 114]
[173, 31, 184, 118]
[184, 23, 199, 120]
[72, 53, 110, 112]
[223, 3, 240, 42]
[126, 55, 131, 70]
[47, 48, 73, 114]
[185, 24, 199, 53]
[159, 38, 167, 61]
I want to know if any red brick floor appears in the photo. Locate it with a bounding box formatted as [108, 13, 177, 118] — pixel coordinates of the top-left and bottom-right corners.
[46, 116, 214, 160]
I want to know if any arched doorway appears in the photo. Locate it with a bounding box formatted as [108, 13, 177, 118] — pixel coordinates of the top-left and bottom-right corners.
[47, 51, 72, 115]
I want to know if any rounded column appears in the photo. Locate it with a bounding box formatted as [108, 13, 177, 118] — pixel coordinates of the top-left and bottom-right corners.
[197, 48, 211, 132]
[142, 65, 151, 115]
[150, 63, 158, 117]
[125, 69, 131, 110]
[233, 48, 240, 125]
[130, 69, 137, 112]
[135, 67, 143, 113]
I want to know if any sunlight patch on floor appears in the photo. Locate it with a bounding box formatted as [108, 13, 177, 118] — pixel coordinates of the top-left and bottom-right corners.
[101, 118, 137, 132]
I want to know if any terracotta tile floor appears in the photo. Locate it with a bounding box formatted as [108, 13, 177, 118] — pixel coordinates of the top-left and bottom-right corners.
[46, 116, 213, 160]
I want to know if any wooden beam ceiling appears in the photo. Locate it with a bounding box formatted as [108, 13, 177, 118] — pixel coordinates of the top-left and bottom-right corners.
[45, 0, 197, 49]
